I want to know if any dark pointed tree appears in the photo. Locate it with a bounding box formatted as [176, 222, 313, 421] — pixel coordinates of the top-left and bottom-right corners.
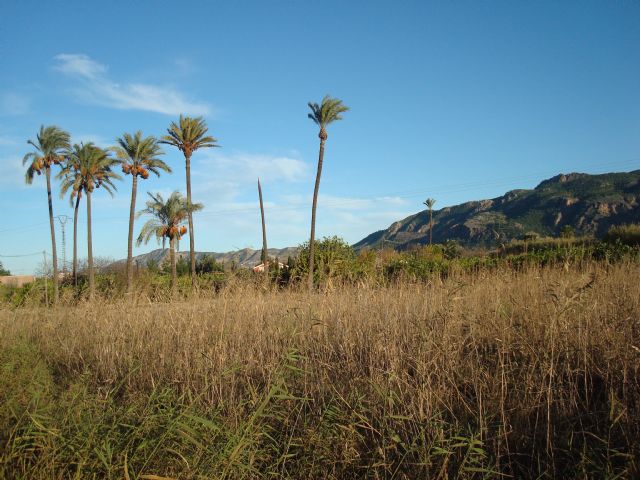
[257, 178, 268, 265]
[307, 96, 349, 291]
[160, 116, 218, 288]
[60, 143, 121, 298]
[112, 131, 170, 294]
[136, 191, 203, 295]
[423, 198, 436, 246]
[23, 125, 70, 303]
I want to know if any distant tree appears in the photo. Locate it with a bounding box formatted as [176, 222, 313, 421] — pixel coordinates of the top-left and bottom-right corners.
[137, 191, 203, 294]
[196, 254, 223, 274]
[112, 131, 171, 293]
[0, 261, 10, 276]
[293, 236, 356, 287]
[160, 116, 218, 287]
[307, 96, 349, 291]
[560, 225, 575, 239]
[423, 198, 436, 246]
[23, 125, 70, 302]
[59, 143, 121, 298]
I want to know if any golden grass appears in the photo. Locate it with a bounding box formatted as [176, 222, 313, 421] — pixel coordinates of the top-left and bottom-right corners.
[1, 262, 639, 478]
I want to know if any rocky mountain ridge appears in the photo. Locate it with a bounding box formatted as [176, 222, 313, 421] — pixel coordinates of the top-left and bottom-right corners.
[354, 170, 640, 250]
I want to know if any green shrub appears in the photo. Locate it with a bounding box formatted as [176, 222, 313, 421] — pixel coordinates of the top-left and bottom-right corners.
[603, 224, 640, 246]
[292, 236, 360, 286]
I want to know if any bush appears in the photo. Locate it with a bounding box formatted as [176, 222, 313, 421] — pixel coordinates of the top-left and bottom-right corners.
[196, 254, 224, 274]
[603, 224, 640, 246]
[292, 236, 360, 286]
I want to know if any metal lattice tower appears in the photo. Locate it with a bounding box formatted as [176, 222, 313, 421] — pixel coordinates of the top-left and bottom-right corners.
[57, 216, 70, 274]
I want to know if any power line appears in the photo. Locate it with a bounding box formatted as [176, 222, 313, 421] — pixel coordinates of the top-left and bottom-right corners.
[0, 251, 43, 258]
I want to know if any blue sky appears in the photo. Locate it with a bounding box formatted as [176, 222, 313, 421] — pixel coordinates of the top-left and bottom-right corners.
[1, 0, 639, 274]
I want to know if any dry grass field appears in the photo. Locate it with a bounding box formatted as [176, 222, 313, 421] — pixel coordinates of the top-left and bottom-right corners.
[1, 262, 639, 478]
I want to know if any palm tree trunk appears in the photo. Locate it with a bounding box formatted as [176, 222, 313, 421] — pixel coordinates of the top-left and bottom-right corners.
[258, 178, 268, 265]
[184, 152, 196, 288]
[45, 167, 59, 303]
[73, 194, 80, 287]
[87, 190, 94, 299]
[308, 138, 325, 292]
[126, 174, 138, 293]
[170, 235, 177, 295]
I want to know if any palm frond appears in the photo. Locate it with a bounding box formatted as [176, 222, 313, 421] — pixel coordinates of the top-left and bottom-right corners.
[160, 115, 219, 154]
[307, 96, 349, 128]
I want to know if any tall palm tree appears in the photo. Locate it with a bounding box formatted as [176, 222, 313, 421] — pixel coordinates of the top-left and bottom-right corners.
[23, 125, 70, 303]
[112, 131, 170, 294]
[60, 143, 120, 298]
[307, 96, 349, 291]
[160, 116, 218, 287]
[423, 198, 436, 246]
[136, 191, 203, 294]
[57, 156, 84, 286]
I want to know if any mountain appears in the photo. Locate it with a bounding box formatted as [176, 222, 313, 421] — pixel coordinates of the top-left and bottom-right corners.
[354, 171, 640, 250]
[121, 247, 299, 269]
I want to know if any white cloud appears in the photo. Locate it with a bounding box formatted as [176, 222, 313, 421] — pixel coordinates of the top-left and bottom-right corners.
[280, 193, 408, 211]
[0, 155, 26, 187]
[0, 93, 30, 115]
[53, 54, 210, 116]
[193, 151, 309, 202]
[199, 152, 308, 183]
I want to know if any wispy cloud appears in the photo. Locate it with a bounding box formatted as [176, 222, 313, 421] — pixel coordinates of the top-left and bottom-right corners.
[0, 155, 26, 187]
[0, 93, 30, 115]
[281, 193, 408, 211]
[53, 54, 210, 116]
[193, 151, 309, 201]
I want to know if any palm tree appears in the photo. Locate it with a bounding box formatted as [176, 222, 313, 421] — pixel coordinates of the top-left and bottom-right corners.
[136, 191, 203, 294]
[57, 155, 84, 286]
[23, 125, 70, 303]
[60, 143, 120, 298]
[423, 198, 436, 246]
[307, 96, 349, 291]
[160, 116, 218, 287]
[112, 131, 170, 294]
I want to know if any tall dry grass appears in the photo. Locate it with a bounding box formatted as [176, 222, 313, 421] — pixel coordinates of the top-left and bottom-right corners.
[1, 262, 639, 478]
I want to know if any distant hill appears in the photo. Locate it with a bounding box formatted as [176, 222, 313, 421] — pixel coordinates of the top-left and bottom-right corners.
[354, 171, 640, 250]
[119, 247, 299, 269]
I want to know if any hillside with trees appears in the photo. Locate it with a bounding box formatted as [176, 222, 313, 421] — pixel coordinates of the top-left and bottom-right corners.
[355, 170, 640, 250]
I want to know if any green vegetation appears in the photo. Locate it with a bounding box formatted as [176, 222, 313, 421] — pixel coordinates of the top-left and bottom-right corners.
[0, 262, 10, 276]
[603, 223, 640, 246]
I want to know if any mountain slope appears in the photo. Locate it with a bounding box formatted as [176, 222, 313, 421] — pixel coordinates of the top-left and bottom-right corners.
[354, 171, 640, 250]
